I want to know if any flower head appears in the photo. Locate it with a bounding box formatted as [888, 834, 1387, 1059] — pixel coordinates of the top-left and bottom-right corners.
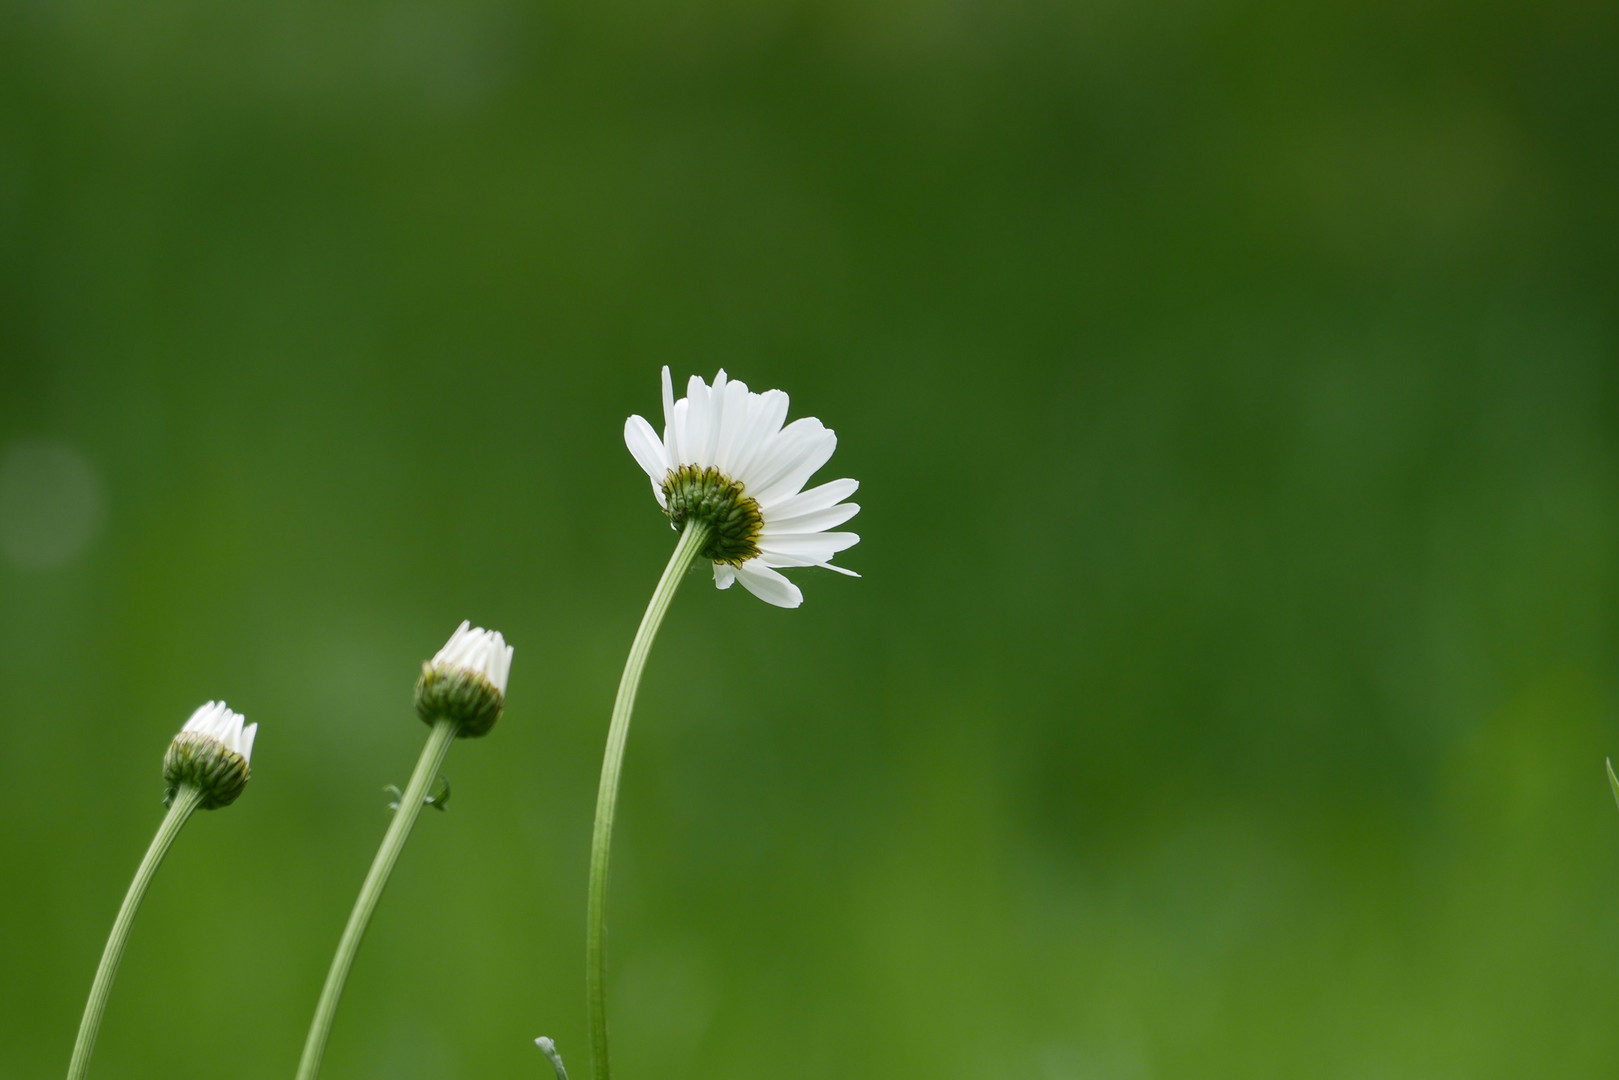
[415, 620, 513, 737]
[163, 701, 257, 809]
[624, 367, 860, 608]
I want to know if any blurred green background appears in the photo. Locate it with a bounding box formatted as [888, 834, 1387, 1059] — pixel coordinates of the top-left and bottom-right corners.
[3, 0, 1618, 1076]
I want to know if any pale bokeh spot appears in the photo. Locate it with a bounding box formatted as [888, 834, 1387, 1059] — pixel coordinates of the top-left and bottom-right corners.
[0, 440, 104, 571]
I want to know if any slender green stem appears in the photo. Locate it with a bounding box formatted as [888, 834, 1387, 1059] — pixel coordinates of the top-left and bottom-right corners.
[295, 717, 459, 1080]
[67, 783, 205, 1080]
[587, 520, 712, 1080]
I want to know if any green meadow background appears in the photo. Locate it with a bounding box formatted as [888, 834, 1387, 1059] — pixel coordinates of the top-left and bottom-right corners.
[3, 0, 1617, 1076]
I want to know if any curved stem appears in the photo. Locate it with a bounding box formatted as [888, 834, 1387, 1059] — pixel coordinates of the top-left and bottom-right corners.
[295, 717, 459, 1080]
[587, 521, 712, 1080]
[67, 783, 205, 1080]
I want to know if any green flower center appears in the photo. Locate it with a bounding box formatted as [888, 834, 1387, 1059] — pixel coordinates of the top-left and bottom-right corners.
[661, 464, 763, 565]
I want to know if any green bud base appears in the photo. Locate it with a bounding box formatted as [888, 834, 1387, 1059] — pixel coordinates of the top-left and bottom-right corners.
[415, 666, 503, 738]
[162, 733, 251, 810]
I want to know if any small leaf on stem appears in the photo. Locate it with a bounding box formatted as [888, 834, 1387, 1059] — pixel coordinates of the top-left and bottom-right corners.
[536, 1037, 570, 1080]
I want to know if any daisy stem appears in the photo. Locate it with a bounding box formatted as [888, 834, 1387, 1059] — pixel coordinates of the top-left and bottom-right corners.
[295, 717, 459, 1080]
[67, 783, 205, 1080]
[587, 519, 713, 1080]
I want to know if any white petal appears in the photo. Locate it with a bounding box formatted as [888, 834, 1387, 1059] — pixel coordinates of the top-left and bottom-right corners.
[760, 501, 860, 535]
[661, 366, 676, 434]
[747, 420, 835, 505]
[184, 701, 228, 737]
[436, 622, 472, 666]
[756, 548, 860, 579]
[739, 418, 820, 494]
[725, 389, 790, 479]
[765, 478, 859, 519]
[624, 415, 668, 481]
[710, 378, 753, 475]
[430, 622, 511, 692]
[666, 398, 690, 466]
[756, 551, 822, 568]
[735, 561, 803, 607]
[712, 563, 737, 589]
[496, 643, 514, 694]
[760, 527, 861, 553]
[757, 524, 861, 557]
[685, 374, 714, 466]
[240, 722, 259, 762]
[758, 430, 837, 506]
[180, 701, 254, 758]
[698, 370, 728, 467]
[756, 529, 860, 569]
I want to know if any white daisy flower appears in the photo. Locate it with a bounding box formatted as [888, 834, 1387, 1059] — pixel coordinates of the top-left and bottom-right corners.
[164, 700, 257, 809]
[416, 620, 514, 737]
[624, 367, 860, 608]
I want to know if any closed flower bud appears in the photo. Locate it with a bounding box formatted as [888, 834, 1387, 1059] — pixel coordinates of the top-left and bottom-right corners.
[163, 701, 257, 810]
[414, 620, 513, 737]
